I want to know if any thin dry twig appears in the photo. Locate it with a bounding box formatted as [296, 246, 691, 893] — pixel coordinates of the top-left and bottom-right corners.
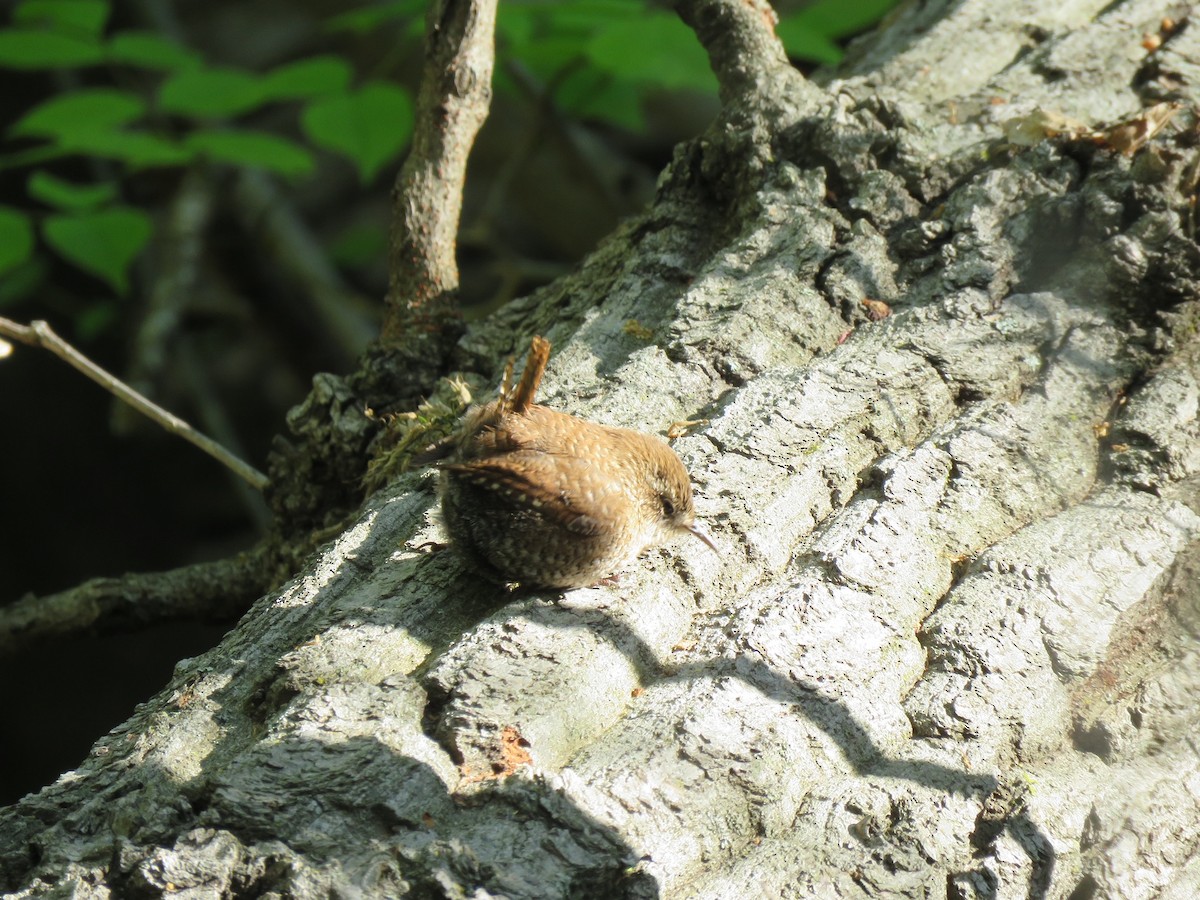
[0, 316, 268, 490]
[383, 0, 499, 341]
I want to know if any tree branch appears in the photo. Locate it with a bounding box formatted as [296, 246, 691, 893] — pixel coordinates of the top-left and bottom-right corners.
[0, 548, 270, 656]
[382, 0, 498, 342]
[672, 0, 798, 105]
[0, 316, 268, 490]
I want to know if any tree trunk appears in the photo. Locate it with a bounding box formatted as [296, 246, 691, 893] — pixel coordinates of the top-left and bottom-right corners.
[5, 0, 1200, 897]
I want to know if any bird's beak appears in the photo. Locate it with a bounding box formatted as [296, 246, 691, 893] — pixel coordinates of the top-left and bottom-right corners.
[687, 523, 719, 554]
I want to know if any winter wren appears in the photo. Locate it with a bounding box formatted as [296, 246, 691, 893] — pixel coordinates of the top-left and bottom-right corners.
[435, 336, 716, 588]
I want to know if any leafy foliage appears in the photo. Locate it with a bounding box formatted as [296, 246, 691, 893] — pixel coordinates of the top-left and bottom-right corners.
[14, 0, 110, 34]
[0, 207, 36, 279]
[301, 83, 414, 184]
[0, 0, 418, 305]
[13, 88, 145, 137]
[0, 29, 104, 67]
[27, 172, 117, 210]
[491, 2, 714, 131]
[0, 0, 897, 325]
[105, 31, 202, 71]
[42, 208, 152, 294]
[776, 0, 900, 64]
[184, 131, 315, 177]
[157, 68, 275, 118]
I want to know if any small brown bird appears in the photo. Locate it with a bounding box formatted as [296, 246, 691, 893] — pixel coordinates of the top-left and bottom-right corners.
[435, 336, 716, 588]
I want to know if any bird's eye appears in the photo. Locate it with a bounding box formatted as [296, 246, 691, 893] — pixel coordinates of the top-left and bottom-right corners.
[660, 495, 676, 518]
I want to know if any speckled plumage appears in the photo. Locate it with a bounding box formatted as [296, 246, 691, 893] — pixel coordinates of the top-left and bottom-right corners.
[438, 337, 714, 588]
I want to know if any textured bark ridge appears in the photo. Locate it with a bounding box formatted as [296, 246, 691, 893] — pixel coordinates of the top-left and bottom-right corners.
[6, 0, 1200, 897]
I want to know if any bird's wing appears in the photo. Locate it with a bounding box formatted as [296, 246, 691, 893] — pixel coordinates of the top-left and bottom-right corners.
[443, 455, 616, 537]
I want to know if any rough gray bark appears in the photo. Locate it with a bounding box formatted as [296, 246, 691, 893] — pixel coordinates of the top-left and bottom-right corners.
[5, 0, 1200, 897]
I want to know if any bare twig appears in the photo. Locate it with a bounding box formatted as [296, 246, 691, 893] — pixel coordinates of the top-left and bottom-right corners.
[0, 548, 271, 656]
[0, 316, 269, 490]
[383, 0, 499, 341]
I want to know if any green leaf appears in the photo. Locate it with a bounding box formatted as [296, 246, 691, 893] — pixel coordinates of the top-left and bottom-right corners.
[158, 68, 267, 117]
[75, 299, 118, 339]
[42, 207, 152, 294]
[106, 31, 202, 71]
[10, 88, 144, 138]
[0, 255, 48, 308]
[58, 130, 192, 167]
[186, 130, 315, 176]
[14, 0, 110, 36]
[0, 28, 103, 68]
[0, 206, 36, 279]
[326, 0, 422, 34]
[499, 1, 645, 72]
[28, 171, 117, 210]
[775, 19, 843, 65]
[787, 0, 898, 40]
[262, 55, 352, 99]
[509, 35, 587, 82]
[301, 82, 413, 183]
[536, 1, 642, 31]
[555, 68, 644, 131]
[11, 89, 184, 168]
[494, 4, 534, 46]
[328, 222, 386, 268]
[585, 14, 715, 92]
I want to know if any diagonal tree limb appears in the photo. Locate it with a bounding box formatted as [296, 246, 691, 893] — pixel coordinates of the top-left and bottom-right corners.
[0, 548, 271, 656]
